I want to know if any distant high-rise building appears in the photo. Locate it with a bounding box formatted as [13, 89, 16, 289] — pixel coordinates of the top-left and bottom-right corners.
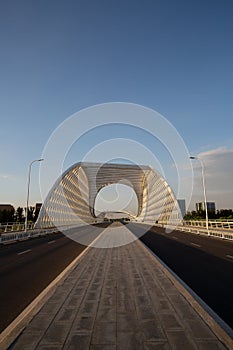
[177, 199, 186, 218]
[196, 202, 216, 213]
[34, 203, 42, 221]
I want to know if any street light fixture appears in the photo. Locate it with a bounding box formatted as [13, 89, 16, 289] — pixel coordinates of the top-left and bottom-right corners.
[25, 158, 44, 233]
[190, 156, 209, 236]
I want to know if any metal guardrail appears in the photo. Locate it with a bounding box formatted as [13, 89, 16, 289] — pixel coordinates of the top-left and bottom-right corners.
[155, 222, 233, 241]
[183, 220, 233, 230]
[177, 225, 233, 240]
[0, 223, 92, 244]
[0, 227, 59, 244]
[0, 222, 35, 233]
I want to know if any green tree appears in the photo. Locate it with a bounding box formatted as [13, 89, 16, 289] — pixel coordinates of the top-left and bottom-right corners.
[184, 210, 205, 220]
[25, 206, 35, 222]
[16, 207, 24, 222]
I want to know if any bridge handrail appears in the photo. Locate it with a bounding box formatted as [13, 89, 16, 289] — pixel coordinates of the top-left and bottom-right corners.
[0, 223, 91, 244]
[154, 222, 233, 241]
[183, 220, 233, 230]
[0, 222, 34, 233]
[0, 227, 58, 244]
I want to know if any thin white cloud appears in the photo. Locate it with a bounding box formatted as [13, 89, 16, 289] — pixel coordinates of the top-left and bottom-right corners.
[188, 147, 233, 209]
[0, 173, 15, 180]
[199, 147, 233, 157]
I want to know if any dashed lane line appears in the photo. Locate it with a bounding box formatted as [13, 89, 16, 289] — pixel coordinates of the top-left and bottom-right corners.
[48, 240, 56, 244]
[190, 242, 201, 248]
[226, 254, 233, 260]
[17, 249, 31, 256]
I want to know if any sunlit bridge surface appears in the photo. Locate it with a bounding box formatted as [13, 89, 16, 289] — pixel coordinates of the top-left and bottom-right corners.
[36, 162, 182, 229]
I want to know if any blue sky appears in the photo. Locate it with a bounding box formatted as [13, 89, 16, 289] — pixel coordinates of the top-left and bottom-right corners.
[0, 0, 233, 211]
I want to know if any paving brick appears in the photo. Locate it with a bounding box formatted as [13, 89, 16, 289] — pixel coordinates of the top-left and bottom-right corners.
[159, 313, 183, 331]
[167, 294, 197, 320]
[63, 333, 91, 350]
[37, 345, 63, 350]
[117, 314, 140, 332]
[25, 313, 54, 334]
[137, 306, 156, 320]
[55, 307, 78, 323]
[117, 331, 144, 350]
[71, 316, 95, 332]
[143, 342, 171, 350]
[140, 319, 167, 341]
[99, 295, 116, 307]
[90, 345, 116, 350]
[117, 299, 136, 314]
[196, 340, 227, 350]
[165, 330, 197, 349]
[189, 319, 220, 340]
[79, 300, 99, 315]
[63, 295, 83, 308]
[9, 333, 40, 350]
[39, 323, 71, 346]
[96, 307, 116, 322]
[39, 302, 62, 316]
[92, 322, 116, 345]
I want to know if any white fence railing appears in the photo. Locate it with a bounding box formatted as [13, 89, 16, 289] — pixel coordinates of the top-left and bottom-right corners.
[183, 220, 233, 230]
[155, 220, 233, 241]
[0, 227, 59, 244]
[0, 222, 35, 233]
[0, 223, 97, 244]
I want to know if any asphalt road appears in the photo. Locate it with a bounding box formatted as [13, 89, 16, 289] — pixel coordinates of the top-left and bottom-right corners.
[127, 223, 233, 329]
[0, 224, 109, 333]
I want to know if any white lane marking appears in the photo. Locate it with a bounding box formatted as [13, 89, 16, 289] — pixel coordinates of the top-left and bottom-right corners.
[18, 249, 31, 255]
[190, 242, 201, 248]
[172, 236, 179, 240]
[226, 254, 233, 260]
[48, 240, 56, 244]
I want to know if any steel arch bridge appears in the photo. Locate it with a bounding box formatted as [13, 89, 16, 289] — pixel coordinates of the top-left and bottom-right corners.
[36, 162, 182, 228]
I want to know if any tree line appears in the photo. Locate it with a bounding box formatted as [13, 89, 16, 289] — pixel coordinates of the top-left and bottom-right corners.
[0, 206, 41, 223]
[184, 209, 233, 220]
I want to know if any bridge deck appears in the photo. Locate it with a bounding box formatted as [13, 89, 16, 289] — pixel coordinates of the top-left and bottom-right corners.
[10, 223, 228, 349]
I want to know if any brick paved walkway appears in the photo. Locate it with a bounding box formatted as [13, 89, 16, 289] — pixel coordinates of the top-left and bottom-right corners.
[9, 223, 229, 349]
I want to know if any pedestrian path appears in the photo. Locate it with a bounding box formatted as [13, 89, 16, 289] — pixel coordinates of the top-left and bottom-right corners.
[9, 223, 231, 349]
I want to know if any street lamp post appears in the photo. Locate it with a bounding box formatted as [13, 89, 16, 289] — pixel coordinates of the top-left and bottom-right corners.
[25, 159, 44, 233]
[190, 156, 209, 236]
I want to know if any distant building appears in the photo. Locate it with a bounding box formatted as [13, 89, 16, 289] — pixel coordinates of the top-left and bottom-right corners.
[0, 204, 14, 223]
[177, 199, 186, 218]
[196, 202, 216, 214]
[35, 203, 42, 212]
[34, 203, 42, 222]
[0, 204, 14, 212]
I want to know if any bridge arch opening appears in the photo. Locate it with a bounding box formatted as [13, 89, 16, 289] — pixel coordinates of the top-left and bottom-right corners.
[94, 183, 138, 219]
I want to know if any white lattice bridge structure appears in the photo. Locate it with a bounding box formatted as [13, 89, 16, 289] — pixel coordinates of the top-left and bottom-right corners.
[36, 162, 182, 228]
